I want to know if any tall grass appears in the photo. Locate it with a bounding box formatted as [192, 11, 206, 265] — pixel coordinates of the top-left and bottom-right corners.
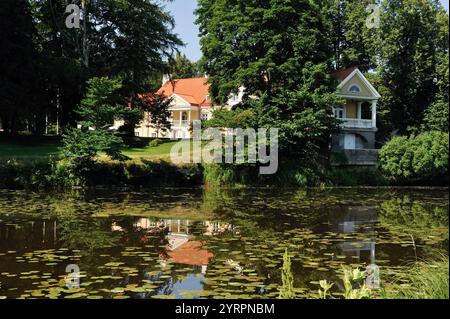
[383, 255, 449, 299]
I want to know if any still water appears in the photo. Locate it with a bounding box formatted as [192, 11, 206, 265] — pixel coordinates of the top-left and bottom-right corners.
[0, 188, 448, 299]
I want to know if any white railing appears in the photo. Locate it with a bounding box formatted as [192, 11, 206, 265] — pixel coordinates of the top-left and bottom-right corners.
[342, 119, 374, 129]
[171, 120, 190, 128]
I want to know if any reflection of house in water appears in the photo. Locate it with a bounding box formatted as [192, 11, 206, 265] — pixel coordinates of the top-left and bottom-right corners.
[332, 207, 378, 264]
[115, 219, 219, 274]
[203, 221, 235, 236]
[111, 218, 235, 273]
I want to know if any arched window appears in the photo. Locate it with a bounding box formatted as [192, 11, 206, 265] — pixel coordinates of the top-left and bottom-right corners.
[348, 84, 361, 94]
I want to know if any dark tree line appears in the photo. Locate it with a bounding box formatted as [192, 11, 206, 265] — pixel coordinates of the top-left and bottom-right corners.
[0, 0, 184, 136]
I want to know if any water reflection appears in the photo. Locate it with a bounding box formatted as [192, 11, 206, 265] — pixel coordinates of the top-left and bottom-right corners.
[0, 188, 447, 299]
[331, 206, 378, 265]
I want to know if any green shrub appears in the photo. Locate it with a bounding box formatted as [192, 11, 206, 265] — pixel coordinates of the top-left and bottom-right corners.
[0, 159, 203, 189]
[0, 159, 53, 189]
[324, 168, 388, 186]
[203, 162, 324, 187]
[122, 136, 150, 148]
[379, 131, 449, 183]
[149, 139, 163, 147]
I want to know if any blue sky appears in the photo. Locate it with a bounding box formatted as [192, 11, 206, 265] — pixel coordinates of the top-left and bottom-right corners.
[164, 0, 449, 62]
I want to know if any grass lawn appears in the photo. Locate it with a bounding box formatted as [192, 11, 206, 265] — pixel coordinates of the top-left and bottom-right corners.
[122, 140, 180, 160]
[0, 138, 61, 158]
[0, 137, 190, 162]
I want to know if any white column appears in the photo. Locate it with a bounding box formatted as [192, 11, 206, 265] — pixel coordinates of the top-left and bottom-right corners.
[179, 111, 182, 127]
[371, 100, 377, 128]
[188, 110, 191, 123]
[357, 102, 362, 120]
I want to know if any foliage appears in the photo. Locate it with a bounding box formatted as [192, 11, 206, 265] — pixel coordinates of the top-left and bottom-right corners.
[61, 77, 130, 164]
[2, 0, 181, 135]
[279, 249, 296, 299]
[326, 0, 378, 71]
[168, 52, 202, 79]
[196, 0, 333, 103]
[137, 93, 173, 138]
[383, 256, 449, 299]
[378, 0, 449, 133]
[61, 128, 127, 164]
[196, 0, 341, 165]
[149, 139, 162, 148]
[342, 267, 371, 299]
[325, 168, 388, 186]
[422, 52, 449, 132]
[0, 0, 38, 135]
[379, 131, 449, 182]
[0, 159, 203, 189]
[318, 280, 334, 299]
[76, 77, 126, 129]
[203, 108, 255, 129]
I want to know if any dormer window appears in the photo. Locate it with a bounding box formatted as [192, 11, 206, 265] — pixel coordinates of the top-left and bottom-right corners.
[348, 84, 361, 94]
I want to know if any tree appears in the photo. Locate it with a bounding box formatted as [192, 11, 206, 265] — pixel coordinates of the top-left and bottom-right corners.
[26, 0, 182, 136]
[326, 0, 379, 71]
[169, 52, 201, 79]
[196, 0, 334, 103]
[62, 77, 131, 164]
[77, 77, 125, 129]
[138, 93, 173, 138]
[423, 52, 449, 132]
[87, 0, 182, 135]
[378, 0, 449, 134]
[196, 0, 341, 163]
[0, 0, 38, 135]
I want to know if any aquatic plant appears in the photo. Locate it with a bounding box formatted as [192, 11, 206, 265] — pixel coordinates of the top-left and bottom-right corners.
[318, 280, 334, 299]
[279, 249, 295, 299]
[342, 267, 371, 299]
[317, 267, 371, 299]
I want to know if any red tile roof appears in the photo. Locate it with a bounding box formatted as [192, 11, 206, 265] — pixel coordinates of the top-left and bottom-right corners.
[165, 241, 214, 266]
[157, 77, 211, 106]
[331, 67, 358, 82]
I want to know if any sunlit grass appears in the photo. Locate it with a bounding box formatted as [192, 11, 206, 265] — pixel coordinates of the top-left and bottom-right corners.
[382, 254, 449, 299]
[122, 140, 181, 159]
[0, 138, 191, 162]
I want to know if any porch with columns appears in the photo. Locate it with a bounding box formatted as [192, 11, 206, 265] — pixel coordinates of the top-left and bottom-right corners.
[338, 99, 378, 129]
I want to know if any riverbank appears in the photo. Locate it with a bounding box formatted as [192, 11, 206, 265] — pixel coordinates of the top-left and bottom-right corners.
[1, 158, 448, 190]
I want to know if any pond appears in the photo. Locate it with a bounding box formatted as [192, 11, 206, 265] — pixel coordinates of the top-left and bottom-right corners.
[0, 187, 448, 299]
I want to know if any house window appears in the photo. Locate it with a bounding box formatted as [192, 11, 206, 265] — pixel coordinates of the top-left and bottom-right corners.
[348, 84, 361, 94]
[181, 112, 188, 121]
[201, 113, 209, 121]
[333, 107, 345, 119]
